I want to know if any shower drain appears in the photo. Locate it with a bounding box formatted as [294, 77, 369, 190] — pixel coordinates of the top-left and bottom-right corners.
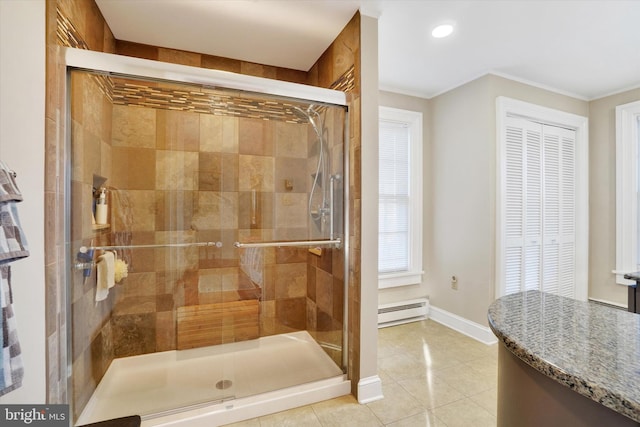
[216, 379, 233, 390]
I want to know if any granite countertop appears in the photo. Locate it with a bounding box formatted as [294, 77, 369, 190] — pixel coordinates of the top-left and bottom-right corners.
[488, 290, 640, 423]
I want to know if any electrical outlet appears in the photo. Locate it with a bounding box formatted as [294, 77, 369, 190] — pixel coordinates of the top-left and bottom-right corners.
[451, 275, 458, 290]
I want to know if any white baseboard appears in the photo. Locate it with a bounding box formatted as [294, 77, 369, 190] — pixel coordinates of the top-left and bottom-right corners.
[429, 305, 498, 345]
[357, 375, 383, 404]
[588, 297, 627, 310]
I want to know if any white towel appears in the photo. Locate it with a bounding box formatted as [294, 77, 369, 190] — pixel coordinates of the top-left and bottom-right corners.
[95, 251, 115, 302]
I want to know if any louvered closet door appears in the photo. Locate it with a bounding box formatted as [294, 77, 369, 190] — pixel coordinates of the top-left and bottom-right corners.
[502, 117, 576, 298]
[543, 125, 576, 298]
[504, 117, 543, 294]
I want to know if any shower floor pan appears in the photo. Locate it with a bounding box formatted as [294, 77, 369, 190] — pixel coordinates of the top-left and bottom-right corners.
[77, 331, 348, 426]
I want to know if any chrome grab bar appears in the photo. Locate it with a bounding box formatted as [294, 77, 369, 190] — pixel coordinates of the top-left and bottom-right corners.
[329, 175, 335, 240]
[233, 239, 341, 249]
[74, 241, 223, 271]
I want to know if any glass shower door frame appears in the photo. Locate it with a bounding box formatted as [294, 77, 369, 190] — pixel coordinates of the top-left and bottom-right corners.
[62, 46, 350, 422]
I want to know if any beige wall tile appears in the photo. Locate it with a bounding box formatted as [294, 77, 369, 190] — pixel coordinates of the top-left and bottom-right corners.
[315, 269, 334, 314]
[112, 104, 156, 148]
[275, 297, 306, 331]
[71, 120, 84, 182]
[115, 272, 156, 298]
[201, 55, 242, 73]
[274, 263, 307, 299]
[240, 62, 277, 79]
[126, 231, 156, 273]
[275, 193, 308, 229]
[111, 189, 156, 232]
[111, 313, 156, 357]
[237, 191, 274, 229]
[275, 121, 308, 158]
[100, 140, 112, 179]
[239, 118, 274, 156]
[115, 40, 159, 60]
[158, 48, 201, 67]
[111, 147, 156, 190]
[81, 76, 105, 138]
[239, 155, 274, 191]
[200, 114, 239, 153]
[112, 296, 156, 316]
[154, 230, 198, 273]
[198, 267, 240, 294]
[155, 190, 194, 232]
[199, 152, 239, 192]
[275, 157, 308, 193]
[192, 191, 239, 231]
[155, 311, 176, 352]
[155, 150, 198, 190]
[156, 109, 200, 152]
[82, 129, 102, 184]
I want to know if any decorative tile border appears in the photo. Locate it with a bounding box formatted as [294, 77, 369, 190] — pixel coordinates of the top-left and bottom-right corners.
[110, 80, 310, 123]
[56, 7, 89, 50]
[331, 65, 356, 93]
[57, 7, 351, 123]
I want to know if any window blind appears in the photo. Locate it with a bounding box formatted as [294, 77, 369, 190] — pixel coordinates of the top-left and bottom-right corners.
[379, 120, 410, 273]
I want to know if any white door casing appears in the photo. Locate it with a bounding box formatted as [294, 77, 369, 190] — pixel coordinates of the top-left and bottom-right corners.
[496, 97, 588, 300]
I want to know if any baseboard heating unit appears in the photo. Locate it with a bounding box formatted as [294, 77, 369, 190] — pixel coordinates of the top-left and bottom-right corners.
[378, 298, 429, 328]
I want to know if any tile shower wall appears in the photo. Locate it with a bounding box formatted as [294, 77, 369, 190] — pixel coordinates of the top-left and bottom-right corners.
[107, 102, 318, 356]
[308, 12, 362, 396]
[69, 75, 347, 417]
[46, 0, 361, 409]
[69, 71, 115, 417]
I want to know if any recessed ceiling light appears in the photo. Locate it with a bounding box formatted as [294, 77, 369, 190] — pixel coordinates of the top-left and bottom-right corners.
[432, 24, 454, 38]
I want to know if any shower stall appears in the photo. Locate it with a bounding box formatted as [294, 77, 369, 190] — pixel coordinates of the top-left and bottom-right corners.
[64, 49, 349, 426]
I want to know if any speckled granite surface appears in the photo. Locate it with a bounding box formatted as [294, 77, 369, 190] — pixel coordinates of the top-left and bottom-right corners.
[488, 290, 640, 423]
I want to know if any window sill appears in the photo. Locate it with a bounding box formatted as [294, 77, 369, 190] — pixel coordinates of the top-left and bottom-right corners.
[378, 271, 424, 289]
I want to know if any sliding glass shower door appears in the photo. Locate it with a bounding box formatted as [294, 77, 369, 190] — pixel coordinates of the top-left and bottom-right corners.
[67, 68, 347, 424]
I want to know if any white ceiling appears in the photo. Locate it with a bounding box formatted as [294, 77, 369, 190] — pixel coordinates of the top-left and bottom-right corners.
[95, 0, 640, 101]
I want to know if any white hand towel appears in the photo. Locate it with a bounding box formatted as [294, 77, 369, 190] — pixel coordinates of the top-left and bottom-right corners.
[95, 251, 115, 302]
[108, 251, 117, 288]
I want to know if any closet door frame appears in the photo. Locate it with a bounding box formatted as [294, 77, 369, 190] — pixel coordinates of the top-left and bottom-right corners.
[496, 96, 589, 300]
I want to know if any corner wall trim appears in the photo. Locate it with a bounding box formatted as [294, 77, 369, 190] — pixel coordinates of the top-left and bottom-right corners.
[357, 375, 383, 404]
[429, 306, 498, 345]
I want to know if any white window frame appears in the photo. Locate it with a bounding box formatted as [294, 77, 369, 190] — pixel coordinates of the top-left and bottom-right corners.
[378, 106, 423, 289]
[496, 97, 589, 300]
[614, 100, 640, 284]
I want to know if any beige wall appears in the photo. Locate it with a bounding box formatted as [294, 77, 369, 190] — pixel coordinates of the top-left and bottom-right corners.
[358, 13, 381, 399]
[428, 74, 589, 326]
[378, 91, 430, 306]
[428, 76, 495, 325]
[383, 75, 640, 323]
[589, 87, 640, 306]
[0, 0, 46, 403]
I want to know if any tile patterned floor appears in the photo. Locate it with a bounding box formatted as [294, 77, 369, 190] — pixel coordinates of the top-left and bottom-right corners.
[224, 320, 498, 426]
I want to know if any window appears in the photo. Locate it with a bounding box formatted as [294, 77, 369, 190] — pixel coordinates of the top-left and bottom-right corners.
[378, 106, 423, 288]
[614, 100, 640, 284]
[496, 97, 588, 300]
